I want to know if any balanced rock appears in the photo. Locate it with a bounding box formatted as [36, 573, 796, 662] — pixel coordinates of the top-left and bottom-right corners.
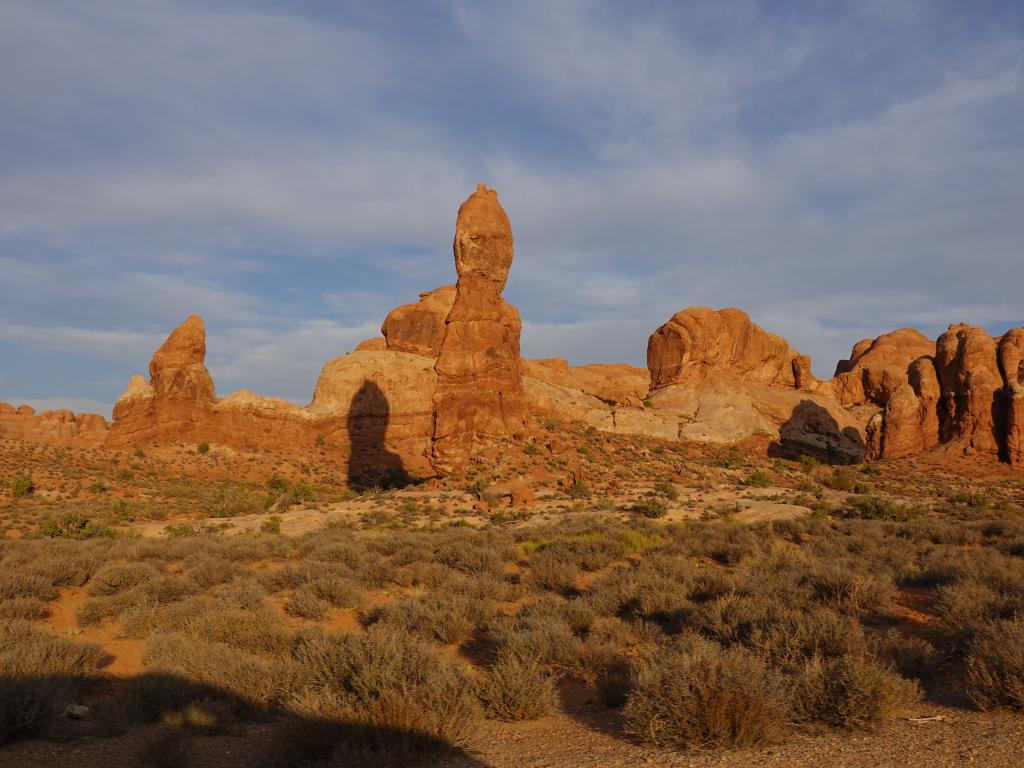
[431, 184, 527, 474]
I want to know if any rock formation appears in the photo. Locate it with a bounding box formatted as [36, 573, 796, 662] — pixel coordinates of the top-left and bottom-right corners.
[381, 286, 456, 357]
[1000, 329, 1024, 466]
[837, 323, 1024, 464]
[8, 184, 1023, 473]
[648, 307, 813, 390]
[0, 403, 108, 447]
[831, 328, 934, 407]
[643, 307, 866, 461]
[430, 184, 528, 474]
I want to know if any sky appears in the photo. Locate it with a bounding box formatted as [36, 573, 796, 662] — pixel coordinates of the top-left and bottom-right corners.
[1, 0, 1022, 417]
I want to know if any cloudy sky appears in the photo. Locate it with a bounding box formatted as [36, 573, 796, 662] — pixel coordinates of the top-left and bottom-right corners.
[1, 0, 1021, 416]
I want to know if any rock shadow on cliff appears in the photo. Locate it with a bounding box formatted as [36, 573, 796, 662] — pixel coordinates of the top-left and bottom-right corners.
[346, 380, 411, 491]
[769, 399, 866, 465]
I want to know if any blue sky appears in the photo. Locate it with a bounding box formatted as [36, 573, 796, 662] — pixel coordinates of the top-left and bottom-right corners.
[1, 0, 1022, 416]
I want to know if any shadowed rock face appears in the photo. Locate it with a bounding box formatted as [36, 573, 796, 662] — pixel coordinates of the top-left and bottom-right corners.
[431, 184, 527, 474]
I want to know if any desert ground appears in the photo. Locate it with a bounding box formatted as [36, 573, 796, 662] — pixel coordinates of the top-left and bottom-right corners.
[2, 421, 1024, 767]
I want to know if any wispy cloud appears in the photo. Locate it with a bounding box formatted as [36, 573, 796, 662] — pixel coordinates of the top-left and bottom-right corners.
[1, 0, 1021, 407]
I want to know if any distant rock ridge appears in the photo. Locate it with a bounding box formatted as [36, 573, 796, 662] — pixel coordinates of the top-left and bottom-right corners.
[7, 184, 1022, 472]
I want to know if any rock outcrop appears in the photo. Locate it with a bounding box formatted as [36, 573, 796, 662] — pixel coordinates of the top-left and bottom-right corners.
[431, 184, 528, 474]
[381, 286, 456, 357]
[934, 324, 1003, 456]
[0, 403, 108, 447]
[642, 307, 866, 461]
[648, 307, 813, 390]
[846, 323, 1024, 464]
[831, 328, 934, 407]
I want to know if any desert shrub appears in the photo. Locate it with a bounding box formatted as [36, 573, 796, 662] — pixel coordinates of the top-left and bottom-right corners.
[9, 475, 34, 498]
[261, 515, 283, 534]
[0, 621, 104, 744]
[305, 575, 362, 609]
[88, 561, 158, 596]
[803, 564, 894, 616]
[144, 632, 296, 708]
[434, 538, 510, 579]
[870, 629, 938, 681]
[478, 653, 559, 721]
[822, 469, 855, 492]
[965, 620, 1024, 710]
[37, 511, 115, 539]
[846, 496, 922, 522]
[290, 626, 480, 750]
[197, 441, 210, 454]
[749, 609, 866, 666]
[631, 496, 668, 519]
[370, 593, 490, 644]
[624, 636, 789, 749]
[0, 597, 49, 620]
[744, 470, 771, 488]
[567, 480, 592, 500]
[536, 534, 626, 572]
[527, 550, 579, 594]
[286, 588, 330, 621]
[489, 611, 584, 669]
[935, 581, 1021, 646]
[793, 655, 920, 730]
[798, 455, 820, 473]
[0, 570, 57, 601]
[653, 480, 679, 500]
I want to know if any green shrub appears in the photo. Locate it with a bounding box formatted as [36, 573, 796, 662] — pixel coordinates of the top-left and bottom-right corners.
[261, 515, 282, 534]
[9, 475, 34, 498]
[799, 455, 820, 473]
[846, 496, 922, 522]
[653, 481, 679, 500]
[197, 442, 210, 454]
[567, 481, 591, 500]
[632, 496, 668, 519]
[744, 471, 771, 488]
[38, 511, 115, 540]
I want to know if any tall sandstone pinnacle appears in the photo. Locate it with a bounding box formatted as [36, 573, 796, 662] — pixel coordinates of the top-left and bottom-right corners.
[149, 315, 216, 402]
[431, 184, 527, 474]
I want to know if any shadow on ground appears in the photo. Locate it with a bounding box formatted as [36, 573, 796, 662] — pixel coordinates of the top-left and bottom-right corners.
[0, 672, 489, 768]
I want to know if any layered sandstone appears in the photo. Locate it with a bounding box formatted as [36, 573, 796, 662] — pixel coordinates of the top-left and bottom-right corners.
[431, 184, 528, 474]
[645, 307, 866, 461]
[831, 328, 934, 407]
[648, 307, 812, 390]
[846, 323, 1024, 464]
[381, 286, 456, 357]
[0, 404, 108, 448]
